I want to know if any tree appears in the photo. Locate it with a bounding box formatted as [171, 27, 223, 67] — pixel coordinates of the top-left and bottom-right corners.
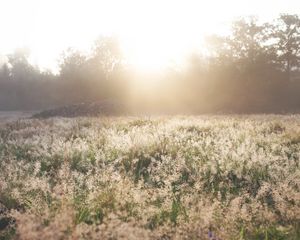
[89, 37, 123, 78]
[58, 37, 126, 104]
[230, 17, 266, 61]
[272, 14, 300, 81]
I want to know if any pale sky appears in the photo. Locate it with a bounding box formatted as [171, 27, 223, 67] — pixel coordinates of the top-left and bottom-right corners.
[0, 0, 299, 72]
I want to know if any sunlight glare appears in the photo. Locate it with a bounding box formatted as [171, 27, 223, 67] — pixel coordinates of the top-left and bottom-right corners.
[0, 0, 299, 72]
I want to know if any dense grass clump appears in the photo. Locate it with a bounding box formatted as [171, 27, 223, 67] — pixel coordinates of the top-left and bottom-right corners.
[0, 115, 299, 239]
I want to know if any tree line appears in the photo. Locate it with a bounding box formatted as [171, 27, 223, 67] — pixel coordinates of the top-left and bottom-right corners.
[0, 14, 299, 113]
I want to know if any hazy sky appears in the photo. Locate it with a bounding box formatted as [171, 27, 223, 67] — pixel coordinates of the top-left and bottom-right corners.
[1, 0, 299, 71]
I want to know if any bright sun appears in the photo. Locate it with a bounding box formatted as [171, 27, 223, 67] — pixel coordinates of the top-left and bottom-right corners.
[120, 33, 189, 72]
[0, 0, 298, 72]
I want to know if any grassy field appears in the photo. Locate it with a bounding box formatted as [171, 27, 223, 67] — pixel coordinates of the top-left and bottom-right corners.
[0, 115, 300, 239]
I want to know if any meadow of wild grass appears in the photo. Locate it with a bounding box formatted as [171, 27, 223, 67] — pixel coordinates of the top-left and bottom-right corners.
[0, 115, 299, 239]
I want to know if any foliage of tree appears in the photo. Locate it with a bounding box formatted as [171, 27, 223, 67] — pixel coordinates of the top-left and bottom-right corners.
[0, 15, 299, 113]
